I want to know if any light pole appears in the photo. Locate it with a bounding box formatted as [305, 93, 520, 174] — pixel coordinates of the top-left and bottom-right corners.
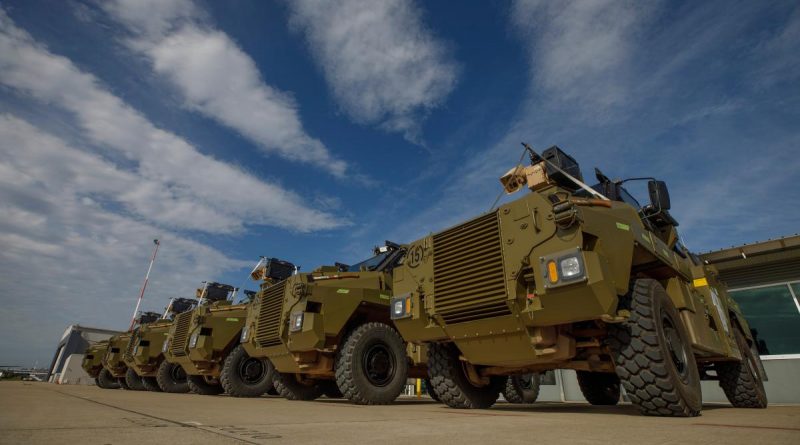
[129, 239, 160, 331]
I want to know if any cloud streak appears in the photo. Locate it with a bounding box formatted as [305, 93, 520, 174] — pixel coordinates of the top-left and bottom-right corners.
[511, 0, 658, 117]
[288, 0, 459, 143]
[0, 9, 345, 234]
[102, 0, 349, 178]
[0, 114, 251, 366]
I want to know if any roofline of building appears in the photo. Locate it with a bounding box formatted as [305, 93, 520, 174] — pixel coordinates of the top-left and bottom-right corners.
[700, 233, 800, 263]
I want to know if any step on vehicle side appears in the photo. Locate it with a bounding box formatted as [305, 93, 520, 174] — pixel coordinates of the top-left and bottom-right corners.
[82, 340, 119, 389]
[390, 145, 767, 416]
[163, 281, 281, 397]
[125, 299, 198, 393]
[241, 245, 429, 405]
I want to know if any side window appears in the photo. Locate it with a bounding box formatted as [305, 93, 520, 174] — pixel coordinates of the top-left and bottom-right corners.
[730, 283, 800, 355]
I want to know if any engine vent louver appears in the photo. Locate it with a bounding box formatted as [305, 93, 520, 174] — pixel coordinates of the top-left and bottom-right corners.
[170, 311, 192, 357]
[255, 280, 288, 348]
[432, 211, 510, 324]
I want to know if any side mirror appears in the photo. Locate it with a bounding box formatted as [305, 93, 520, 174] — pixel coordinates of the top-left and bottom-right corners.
[648, 180, 671, 211]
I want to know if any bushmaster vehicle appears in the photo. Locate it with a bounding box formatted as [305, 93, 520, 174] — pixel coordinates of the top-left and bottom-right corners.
[102, 332, 134, 389]
[125, 299, 197, 392]
[164, 280, 284, 396]
[82, 340, 118, 389]
[241, 246, 430, 404]
[118, 311, 162, 390]
[390, 145, 767, 416]
[218, 258, 296, 397]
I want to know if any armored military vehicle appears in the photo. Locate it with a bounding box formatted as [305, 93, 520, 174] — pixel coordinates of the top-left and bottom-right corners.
[115, 311, 162, 390]
[240, 246, 431, 405]
[82, 340, 119, 389]
[163, 281, 281, 396]
[102, 332, 135, 389]
[125, 299, 197, 392]
[390, 145, 767, 416]
[216, 258, 296, 398]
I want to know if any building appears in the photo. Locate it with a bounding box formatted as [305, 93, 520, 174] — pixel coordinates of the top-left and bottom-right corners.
[47, 325, 121, 384]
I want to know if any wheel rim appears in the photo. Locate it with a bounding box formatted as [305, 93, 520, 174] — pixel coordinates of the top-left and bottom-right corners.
[238, 357, 266, 384]
[170, 364, 186, 383]
[361, 342, 396, 387]
[661, 311, 690, 382]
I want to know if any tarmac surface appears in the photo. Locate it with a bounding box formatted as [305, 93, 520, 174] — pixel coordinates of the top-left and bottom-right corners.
[1, 381, 799, 444]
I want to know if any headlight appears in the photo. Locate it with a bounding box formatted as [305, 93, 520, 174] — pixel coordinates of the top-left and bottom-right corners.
[290, 312, 304, 332]
[162, 340, 169, 353]
[541, 248, 586, 288]
[390, 293, 412, 319]
[560, 257, 581, 278]
[189, 333, 199, 348]
[240, 326, 250, 342]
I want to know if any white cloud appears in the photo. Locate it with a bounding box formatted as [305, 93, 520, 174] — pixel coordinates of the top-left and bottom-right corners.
[0, 114, 253, 366]
[288, 0, 459, 142]
[511, 0, 657, 114]
[102, 0, 349, 178]
[0, 10, 345, 233]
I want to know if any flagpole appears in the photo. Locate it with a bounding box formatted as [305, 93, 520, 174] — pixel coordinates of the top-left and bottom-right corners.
[129, 239, 160, 331]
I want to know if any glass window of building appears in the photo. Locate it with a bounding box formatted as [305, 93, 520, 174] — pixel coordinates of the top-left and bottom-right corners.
[730, 283, 800, 355]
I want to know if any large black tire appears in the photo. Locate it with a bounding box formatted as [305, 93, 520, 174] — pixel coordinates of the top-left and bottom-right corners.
[502, 373, 540, 404]
[424, 378, 440, 402]
[187, 375, 224, 395]
[320, 380, 343, 398]
[576, 371, 620, 405]
[96, 368, 119, 389]
[272, 372, 324, 401]
[220, 344, 275, 397]
[607, 278, 702, 417]
[428, 342, 505, 409]
[717, 328, 768, 408]
[125, 368, 146, 391]
[141, 376, 163, 392]
[156, 361, 189, 393]
[335, 322, 409, 405]
[117, 377, 130, 390]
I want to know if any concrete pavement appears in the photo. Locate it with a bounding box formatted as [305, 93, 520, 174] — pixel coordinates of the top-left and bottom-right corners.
[1, 382, 798, 444]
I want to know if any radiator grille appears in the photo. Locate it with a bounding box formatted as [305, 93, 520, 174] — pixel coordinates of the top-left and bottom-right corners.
[432, 211, 510, 324]
[255, 280, 288, 348]
[170, 311, 192, 357]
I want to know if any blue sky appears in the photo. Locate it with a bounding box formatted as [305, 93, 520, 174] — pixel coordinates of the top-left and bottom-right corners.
[0, 0, 798, 366]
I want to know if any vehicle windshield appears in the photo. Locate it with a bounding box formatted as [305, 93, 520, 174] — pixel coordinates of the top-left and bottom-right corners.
[617, 185, 641, 208]
[583, 183, 641, 209]
[345, 251, 392, 272]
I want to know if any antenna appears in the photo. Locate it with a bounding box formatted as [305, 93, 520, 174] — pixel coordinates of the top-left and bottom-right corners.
[162, 298, 175, 318]
[129, 239, 160, 331]
[198, 281, 209, 306]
